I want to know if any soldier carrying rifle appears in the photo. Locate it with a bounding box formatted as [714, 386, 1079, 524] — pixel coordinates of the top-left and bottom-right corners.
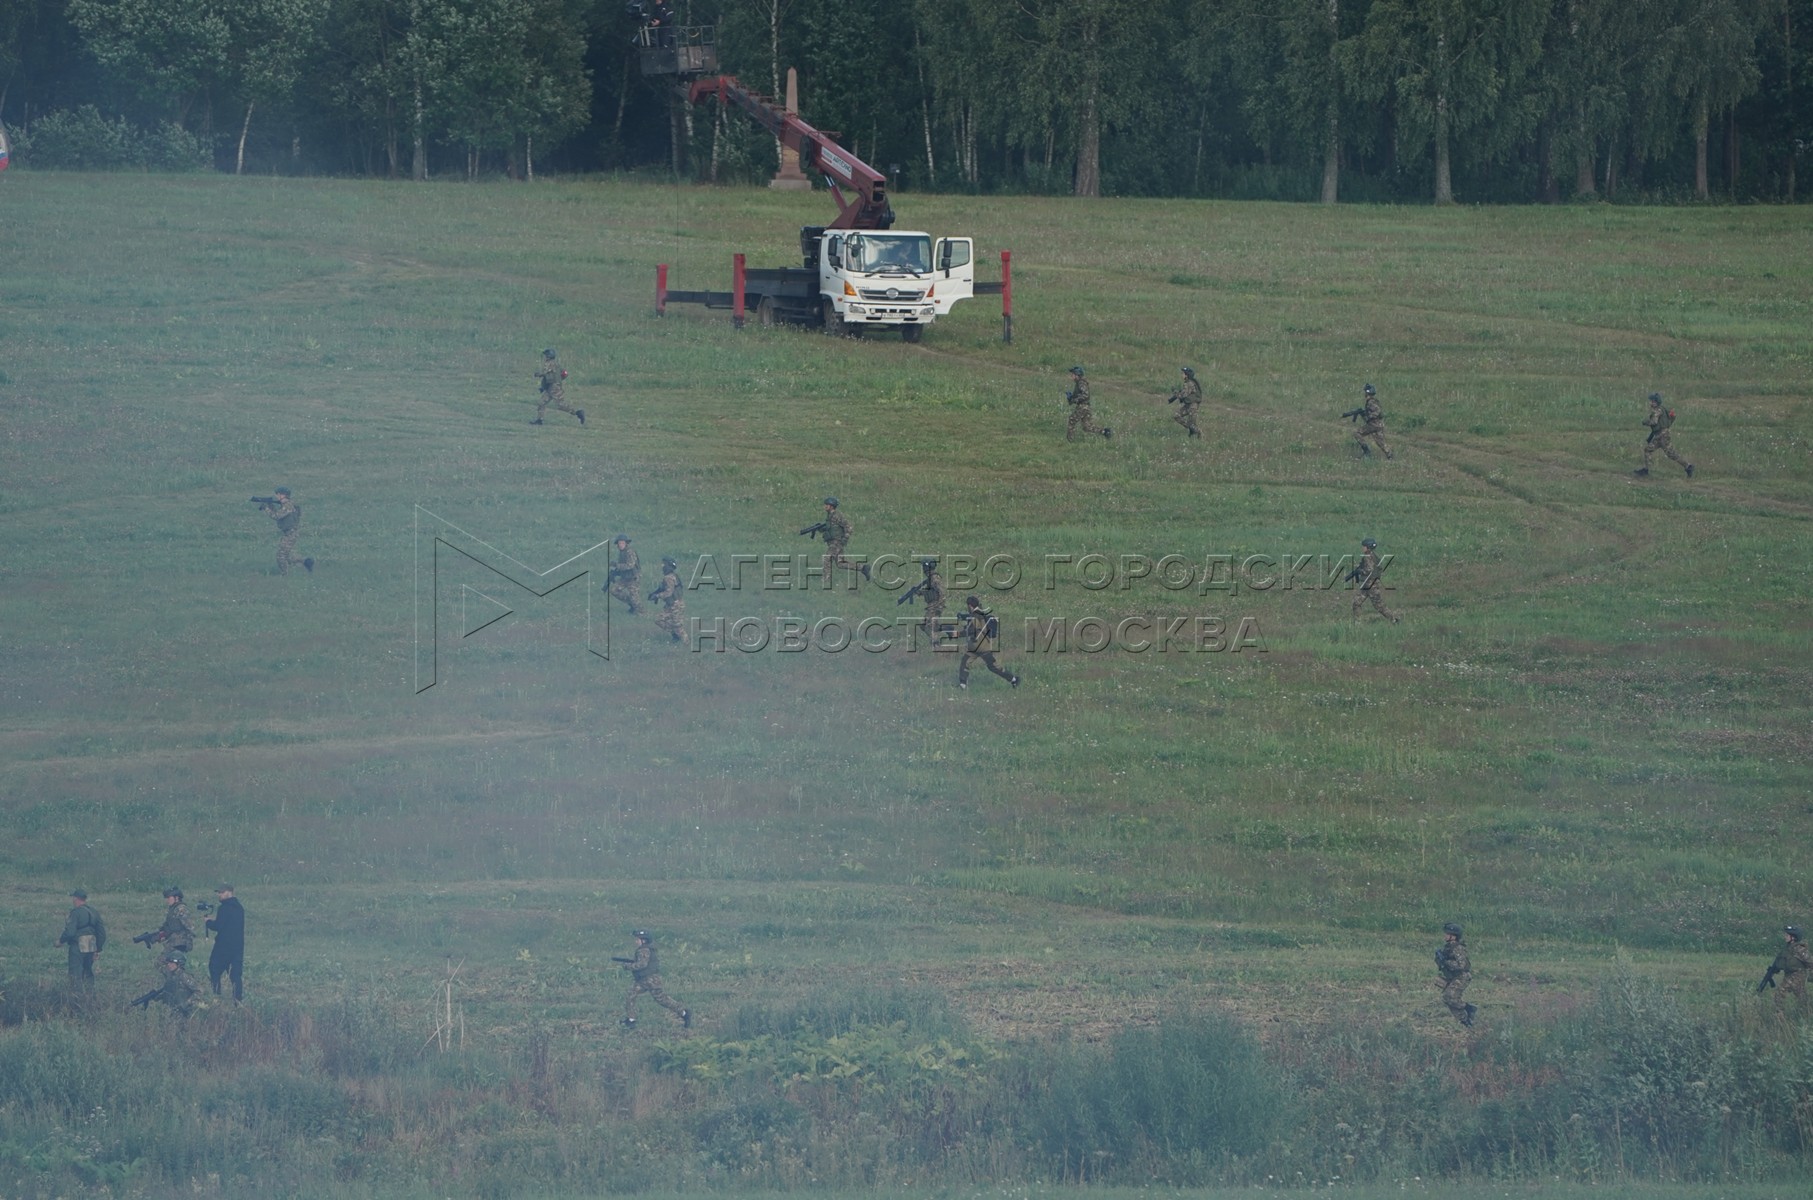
[251, 487, 313, 575]
[1343, 383, 1392, 459]
[896, 557, 948, 645]
[1758, 925, 1810, 1003]
[614, 930, 690, 1029]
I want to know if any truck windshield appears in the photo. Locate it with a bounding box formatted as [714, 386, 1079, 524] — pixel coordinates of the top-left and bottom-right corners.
[847, 234, 931, 274]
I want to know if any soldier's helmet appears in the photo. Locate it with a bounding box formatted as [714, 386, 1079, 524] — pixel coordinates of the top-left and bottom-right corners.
[1182, 366, 1195, 377]
[614, 534, 632, 545]
[1788, 926, 1805, 939]
[1443, 922, 1463, 937]
[1649, 392, 1663, 404]
[965, 594, 982, 607]
[1069, 365, 1085, 376]
[164, 951, 187, 967]
[164, 887, 183, 900]
[1363, 383, 1376, 396]
[921, 557, 937, 571]
[661, 557, 677, 570]
[633, 930, 651, 940]
[1361, 537, 1378, 549]
[823, 496, 839, 508]
[543, 348, 557, 359]
[274, 487, 291, 497]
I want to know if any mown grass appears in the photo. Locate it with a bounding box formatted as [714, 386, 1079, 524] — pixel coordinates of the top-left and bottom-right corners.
[0, 173, 1809, 1193]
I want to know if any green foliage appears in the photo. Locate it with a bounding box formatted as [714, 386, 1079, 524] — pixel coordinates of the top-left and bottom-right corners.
[14, 106, 208, 170]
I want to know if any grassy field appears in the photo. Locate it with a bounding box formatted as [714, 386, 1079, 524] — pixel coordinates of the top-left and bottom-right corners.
[0, 173, 1809, 1195]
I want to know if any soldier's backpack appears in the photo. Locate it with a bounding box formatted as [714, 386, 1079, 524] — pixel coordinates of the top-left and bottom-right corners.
[1657, 407, 1675, 431]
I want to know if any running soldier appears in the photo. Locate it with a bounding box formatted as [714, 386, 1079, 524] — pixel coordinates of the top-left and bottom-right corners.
[618, 930, 690, 1029]
[533, 348, 584, 426]
[265, 488, 313, 575]
[1351, 537, 1400, 623]
[1168, 366, 1202, 438]
[1352, 383, 1392, 459]
[808, 497, 870, 582]
[1435, 923, 1476, 1027]
[896, 557, 948, 645]
[956, 594, 1020, 690]
[58, 889, 106, 994]
[650, 556, 687, 645]
[605, 535, 643, 615]
[1636, 392, 1693, 478]
[1760, 925, 1811, 1003]
[1065, 366, 1112, 442]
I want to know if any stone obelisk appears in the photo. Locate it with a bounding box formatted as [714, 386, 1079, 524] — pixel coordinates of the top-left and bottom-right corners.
[769, 67, 811, 190]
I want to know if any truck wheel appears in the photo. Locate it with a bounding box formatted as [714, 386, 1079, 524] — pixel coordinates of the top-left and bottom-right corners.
[901, 325, 924, 344]
[757, 296, 779, 329]
[821, 299, 846, 337]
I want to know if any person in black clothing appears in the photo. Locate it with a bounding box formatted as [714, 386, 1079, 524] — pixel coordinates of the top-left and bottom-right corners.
[205, 884, 246, 1001]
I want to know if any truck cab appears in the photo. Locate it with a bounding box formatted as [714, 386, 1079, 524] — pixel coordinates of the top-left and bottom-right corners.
[811, 228, 975, 342]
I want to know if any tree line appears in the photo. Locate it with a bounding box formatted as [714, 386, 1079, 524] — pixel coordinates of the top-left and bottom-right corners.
[2, 0, 1807, 202]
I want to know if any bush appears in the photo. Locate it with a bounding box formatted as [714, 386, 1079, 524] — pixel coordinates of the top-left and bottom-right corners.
[17, 107, 209, 172]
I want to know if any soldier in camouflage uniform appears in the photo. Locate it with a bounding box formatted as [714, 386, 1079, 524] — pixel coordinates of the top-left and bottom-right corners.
[906, 557, 948, 644]
[533, 348, 584, 426]
[1065, 366, 1112, 442]
[1353, 383, 1392, 459]
[145, 951, 201, 1017]
[650, 556, 687, 645]
[620, 930, 689, 1029]
[266, 487, 313, 575]
[57, 889, 106, 993]
[1351, 537, 1400, 623]
[1764, 925, 1812, 1004]
[815, 497, 871, 582]
[1168, 366, 1203, 438]
[605, 535, 643, 615]
[154, 887, 196, 957]
[956, 594, 1020, 690]
[1435, 922, 1476, 1027]
[1636, 392, 1693, 478]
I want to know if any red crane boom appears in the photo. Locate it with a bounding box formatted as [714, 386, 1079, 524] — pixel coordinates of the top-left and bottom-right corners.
[687, 75, 895, 231]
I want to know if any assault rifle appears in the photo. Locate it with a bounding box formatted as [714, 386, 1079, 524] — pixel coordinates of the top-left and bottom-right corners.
[798, 522, 828, 539]
[249, 496, 281, 507]
[1341, 407, 1367, 423]
[1757, 962, 1781, 993]
[132, 930, 164, 947]
[129, 988, 161, 1010]
[611, 956, 635, 964]
[897, 580, 931, 606]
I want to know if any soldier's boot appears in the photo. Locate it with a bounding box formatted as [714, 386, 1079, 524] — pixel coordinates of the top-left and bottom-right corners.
[1633, 467, 1648, 477]
[303, 558, 314, 574]
[530, 418, 544, 425]
[1189, 427, 1201, 438]
[1102, 427, 1113, 439]
[859, 563, 872, 582]
[1383, 449, 1395, 459]
[576, 409, 586, 425]
[1685, 463, 1695, 477]
[1010, 674, 1021, 688]
[681, 1009, 691, 1028]
[1360, 442, 1371, 456]
[1463, 1004, 1477, 1027]
[621, 1017, 636, 1028]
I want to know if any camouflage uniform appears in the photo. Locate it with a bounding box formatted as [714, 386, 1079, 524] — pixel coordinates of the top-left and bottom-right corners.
[1436, 933, 1474, 1026]
[1352, 543, 1399, 622]
[534, 351, 581, 423]
[1170, 371, 1203, 438]
[1065, 371, 1109, 441]
[268, 493, 310, 575]
[918, 569, 947, 643]
[1770, 933, 1812, 1003]
[1640, 396, 1693, 476]
[651, 560, 687, 645]
[607, 541, 643, 615]
[58, 895, 106, 991]
[957, 599, 1020, 689]
[623, 936, 688, 1026]
[1354, 388, 1392, 459]
[158, 899, 196, 955]
[153, 959, 201, 1017]
[817, 505, 863, 579]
